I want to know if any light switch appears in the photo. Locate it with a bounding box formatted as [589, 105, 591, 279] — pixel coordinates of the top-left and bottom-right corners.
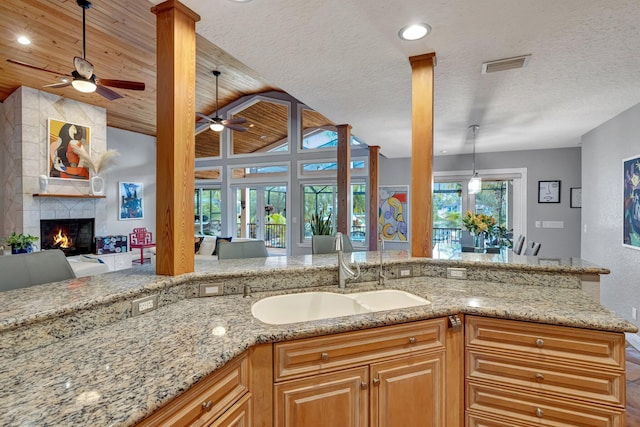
[542, 221, 564, 228]
[535, 221, 541, 228]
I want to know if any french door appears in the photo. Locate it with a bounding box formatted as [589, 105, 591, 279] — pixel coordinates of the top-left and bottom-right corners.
[234, 185, 287, 255]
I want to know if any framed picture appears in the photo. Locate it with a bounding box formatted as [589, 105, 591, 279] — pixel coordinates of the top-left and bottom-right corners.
[623, 154, 640, 250]
[119, 182, 144, 220]
[538, 180, 561, 203]
[47, 118, 91, 180]
[570, 187, 582, 208]
[378, 185, 409, 241]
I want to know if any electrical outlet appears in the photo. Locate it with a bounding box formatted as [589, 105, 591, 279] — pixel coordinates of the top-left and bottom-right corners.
[446, 267, 467, 280]
[398, 267, 413, 278]
[132, 295, 158, 317]
[198, 283, 224, 297]
[633, 307, 638, 321]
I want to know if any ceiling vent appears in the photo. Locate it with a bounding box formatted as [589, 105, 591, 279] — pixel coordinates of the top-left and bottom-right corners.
[481, 54, 531, 74]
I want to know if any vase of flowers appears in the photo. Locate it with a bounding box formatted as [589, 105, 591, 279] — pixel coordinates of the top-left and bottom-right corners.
[462, 211, 497, 249]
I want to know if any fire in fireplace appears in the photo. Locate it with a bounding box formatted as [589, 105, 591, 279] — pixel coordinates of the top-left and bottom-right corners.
[40, 218, 95, 256]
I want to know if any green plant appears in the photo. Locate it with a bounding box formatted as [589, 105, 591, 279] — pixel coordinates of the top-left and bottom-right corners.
[310, 210, 332, 235]
[4, 232, 39, 250]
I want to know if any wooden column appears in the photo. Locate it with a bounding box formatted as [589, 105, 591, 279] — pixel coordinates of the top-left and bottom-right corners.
[151, 0, 200, 275]
[409, 53, 436, 258]
[336, 124, 352, 235]
[368, 145, 380, 250]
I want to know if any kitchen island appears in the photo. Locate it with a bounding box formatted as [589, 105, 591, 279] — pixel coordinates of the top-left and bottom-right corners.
[0, 251, 635, 426]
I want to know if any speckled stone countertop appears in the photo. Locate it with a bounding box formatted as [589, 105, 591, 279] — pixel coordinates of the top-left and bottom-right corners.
[0, 251, 631, 426]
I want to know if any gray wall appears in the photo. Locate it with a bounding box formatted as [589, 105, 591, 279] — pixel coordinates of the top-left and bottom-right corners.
[101, 127, 157, 238]
[380, 147, 582, 258]
[0, 101, 4, 244]
[582, 102, 640, 330]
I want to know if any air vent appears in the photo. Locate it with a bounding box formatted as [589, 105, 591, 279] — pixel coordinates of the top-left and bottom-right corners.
[481, 54, 531, 74]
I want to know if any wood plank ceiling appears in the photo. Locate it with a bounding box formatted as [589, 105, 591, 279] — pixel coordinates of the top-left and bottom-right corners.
[0, 0, 286, 155]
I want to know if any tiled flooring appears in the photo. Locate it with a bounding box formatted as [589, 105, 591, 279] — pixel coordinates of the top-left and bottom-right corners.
[627, 342, 640, 427]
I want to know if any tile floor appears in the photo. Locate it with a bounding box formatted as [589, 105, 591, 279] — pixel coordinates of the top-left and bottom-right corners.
[627, 342, 640, 427]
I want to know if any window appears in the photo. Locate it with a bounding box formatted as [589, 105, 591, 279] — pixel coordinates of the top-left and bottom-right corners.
[230, 99, 290, 155]
[194, 187, 222, 236]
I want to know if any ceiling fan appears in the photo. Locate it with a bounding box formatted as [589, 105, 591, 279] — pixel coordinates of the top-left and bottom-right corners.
[6, 0, 145, 100]
[196, 70, 248, 132]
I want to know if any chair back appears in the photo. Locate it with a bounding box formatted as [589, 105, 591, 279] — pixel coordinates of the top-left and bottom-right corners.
[513, 234, 526, 255]
[0, 249, 76, 292]
[129, 227, 153, 245]
[217, 240, 269, 260]
[524, 241, 542, 256]
[312, 234, 354, 254]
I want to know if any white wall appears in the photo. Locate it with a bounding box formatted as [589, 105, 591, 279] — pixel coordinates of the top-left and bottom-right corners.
[380, 147, 582, 258]
[102, 127, 157, 238]
[0, 101, 4, 240]
[582, 102, 640, 330]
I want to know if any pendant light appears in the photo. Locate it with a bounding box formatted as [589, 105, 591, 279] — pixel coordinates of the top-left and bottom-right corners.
[468, 124, 482, 194]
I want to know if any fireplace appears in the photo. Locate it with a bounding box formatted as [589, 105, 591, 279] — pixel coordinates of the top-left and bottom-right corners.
[40, 218, 95, 256]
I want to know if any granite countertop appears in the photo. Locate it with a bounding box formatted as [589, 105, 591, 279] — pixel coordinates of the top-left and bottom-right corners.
[0, 251, 631, 426]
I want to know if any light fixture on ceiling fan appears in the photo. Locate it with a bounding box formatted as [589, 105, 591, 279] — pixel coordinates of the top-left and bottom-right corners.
[196, 70, 248, 132]
[468, 124, 482, 194]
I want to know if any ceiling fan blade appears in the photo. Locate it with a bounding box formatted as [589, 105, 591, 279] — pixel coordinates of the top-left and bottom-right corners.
[223, 117, 248, 125]
[196, 112, 214, 122]
[224, 124, 248, 132]
[95, 84, 123, 100]
[6, 59, 72, 77]
[73, 56, 94, 79]
[43, 82, 72, 89]
[97, 78, 145, 91]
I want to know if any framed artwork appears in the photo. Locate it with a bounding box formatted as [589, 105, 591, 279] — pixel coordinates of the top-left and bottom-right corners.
[538, 180, 561, 203]
[378, 185, 408, 241]
[570, 187, 582, 208]
[47, 118, 91, 180]
[119, 182, 144, 220]
[623, 155, 640, 250]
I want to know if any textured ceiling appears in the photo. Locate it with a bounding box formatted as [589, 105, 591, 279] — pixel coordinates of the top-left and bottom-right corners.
[180, 0, 640, 158]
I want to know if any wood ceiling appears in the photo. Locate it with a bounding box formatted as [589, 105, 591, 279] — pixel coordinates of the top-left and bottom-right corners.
[0, 0, 279, 143]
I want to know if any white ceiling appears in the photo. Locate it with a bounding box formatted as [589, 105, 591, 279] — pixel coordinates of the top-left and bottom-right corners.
[178, 0, 640, 158]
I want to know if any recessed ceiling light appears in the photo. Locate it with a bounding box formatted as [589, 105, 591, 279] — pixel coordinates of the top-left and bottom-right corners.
[398, 23, 431, 41]
[17, 36, 31, 45]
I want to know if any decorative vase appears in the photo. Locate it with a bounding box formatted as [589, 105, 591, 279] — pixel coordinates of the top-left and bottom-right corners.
[11, 244, 34, 255]
[473, 232, 485, 251]
[90, 176, 105, 195]
[38, 175, 48, 193]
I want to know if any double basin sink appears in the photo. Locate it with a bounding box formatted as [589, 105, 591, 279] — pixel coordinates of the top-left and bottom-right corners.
[251, 289, 431, 325]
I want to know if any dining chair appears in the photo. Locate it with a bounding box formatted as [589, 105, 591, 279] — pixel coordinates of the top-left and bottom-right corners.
[312, 234, 354, 254]
[217, 240, 269, 259]
[512, 234, 526, 255]
[524, 241, 542, 256]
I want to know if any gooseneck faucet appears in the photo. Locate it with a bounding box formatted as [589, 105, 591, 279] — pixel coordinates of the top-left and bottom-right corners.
[378, 236, 385, 287]
[335, 232, 360, 289]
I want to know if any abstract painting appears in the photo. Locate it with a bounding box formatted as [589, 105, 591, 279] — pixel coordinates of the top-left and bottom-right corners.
[47, 118, 91, 180]
[378, 185, 409, 241]
[623, 155, 640, 249]
[119, 182, 144, 220]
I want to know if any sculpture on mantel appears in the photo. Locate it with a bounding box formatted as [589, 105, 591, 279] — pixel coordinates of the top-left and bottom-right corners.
[72, 146, 119, 196]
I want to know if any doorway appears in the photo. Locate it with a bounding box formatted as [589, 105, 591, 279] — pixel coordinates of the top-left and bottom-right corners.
[235, 185, 287, 255]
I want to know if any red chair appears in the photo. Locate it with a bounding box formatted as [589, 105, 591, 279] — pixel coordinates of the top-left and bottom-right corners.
[129, 227, 156, 265]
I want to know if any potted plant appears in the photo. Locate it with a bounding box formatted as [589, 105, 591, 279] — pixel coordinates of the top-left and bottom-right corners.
[309, 209, 333, 235]
[3, 232, 39, 254]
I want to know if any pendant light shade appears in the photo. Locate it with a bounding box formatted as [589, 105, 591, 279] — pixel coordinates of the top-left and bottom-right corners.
[468, 124, 482, 194]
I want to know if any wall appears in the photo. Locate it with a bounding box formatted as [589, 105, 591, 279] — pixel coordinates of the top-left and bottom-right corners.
[102, 127, 157, 237]
[0, 101, 5, 244]
[582, 102, 640, 330]
[380, 147, 582, 258]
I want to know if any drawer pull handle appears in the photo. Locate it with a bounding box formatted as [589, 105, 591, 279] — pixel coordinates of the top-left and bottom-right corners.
[535, 373, 545, 382]
[535, 408, 544, 418]
[361, 382, 368, 389]
[321, 352, 329, 362]
[409, 337, 417, 344]
[202, 400, 213, 412]
[373, 378, 380, 385]
[535, 338, 544, 347]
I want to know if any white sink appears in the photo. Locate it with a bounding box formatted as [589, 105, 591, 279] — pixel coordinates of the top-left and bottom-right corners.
[251, 289, 430, 325]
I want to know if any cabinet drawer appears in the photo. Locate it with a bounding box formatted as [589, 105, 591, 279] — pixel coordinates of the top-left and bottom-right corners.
[466, 316, 625, 369]
[467, 349, 625, 406]
[139, 352, 249, 427]
[466, 413, 530, 427]
[209, 393, 251, 427]
[274, 318, 446, 381]
[467, 382, 625, 427]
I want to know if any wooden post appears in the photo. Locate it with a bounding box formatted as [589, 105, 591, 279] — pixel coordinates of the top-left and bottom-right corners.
[368, 145, 380, 250]
[151, 0, 200, 275]
[409, 53, 436, 258]
[336, 124, 352, 235]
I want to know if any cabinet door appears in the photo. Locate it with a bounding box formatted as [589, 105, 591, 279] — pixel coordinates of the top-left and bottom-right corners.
[209, 394, 251, 427]
[274, 366, 368, 427]
[370, 351, 445, 427]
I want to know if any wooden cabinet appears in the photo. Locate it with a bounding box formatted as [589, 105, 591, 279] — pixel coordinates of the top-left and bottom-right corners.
[273, 317, 458, 427]
[465, 316, 627, 426]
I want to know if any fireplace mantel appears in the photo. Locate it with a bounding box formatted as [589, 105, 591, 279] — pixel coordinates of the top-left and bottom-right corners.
[33, 194, 106, 199]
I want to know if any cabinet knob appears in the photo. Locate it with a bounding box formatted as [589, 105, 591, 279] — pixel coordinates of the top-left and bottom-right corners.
[409, 337, 417, 344]
[321, 352, 329, 362]
[535, 338, 544, 347]
[361, 382, 368, 389]
[202, 400, 213, 412]
[535, 373, 545, 382]
[535, 408, 544, 418]
[373, 378, 380, 385]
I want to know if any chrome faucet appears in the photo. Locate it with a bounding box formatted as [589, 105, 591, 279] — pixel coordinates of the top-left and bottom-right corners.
[378, 236, 385, 287]
[335, 232, 360, 289]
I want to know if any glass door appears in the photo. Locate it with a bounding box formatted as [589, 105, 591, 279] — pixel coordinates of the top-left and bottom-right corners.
[235, 185, 287, 255]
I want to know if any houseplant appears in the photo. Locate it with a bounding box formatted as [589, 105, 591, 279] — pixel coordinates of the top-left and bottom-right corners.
[4, 232, 39, 254]
[309, 209, 332, 235]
